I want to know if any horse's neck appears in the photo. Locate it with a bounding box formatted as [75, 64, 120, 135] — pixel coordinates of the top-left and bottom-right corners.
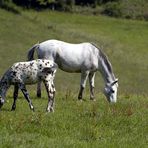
[99, 54, 115, 84]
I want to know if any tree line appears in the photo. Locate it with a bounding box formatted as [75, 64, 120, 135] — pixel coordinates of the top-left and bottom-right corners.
[0, 0, 147, 21]
[0, 0, 117, 10]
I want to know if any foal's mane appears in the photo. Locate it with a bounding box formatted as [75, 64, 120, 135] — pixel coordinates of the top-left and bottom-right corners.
[91, 43, 113, 74]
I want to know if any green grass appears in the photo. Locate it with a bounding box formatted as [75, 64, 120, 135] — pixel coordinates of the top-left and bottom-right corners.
[0, 92, 148, 147]
[0, 9, 148, 147]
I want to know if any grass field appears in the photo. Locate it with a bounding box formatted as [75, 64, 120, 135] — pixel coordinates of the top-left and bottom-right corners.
[0, 8, 148, 147]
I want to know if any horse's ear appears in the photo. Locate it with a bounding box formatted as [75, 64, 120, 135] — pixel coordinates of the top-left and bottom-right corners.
[116, 78, 118, 82]
[111, 79, 118, 86]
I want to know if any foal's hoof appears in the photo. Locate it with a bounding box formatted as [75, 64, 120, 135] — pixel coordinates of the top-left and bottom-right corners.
[30, 105, 35, 112]
[0, 102, 4, 109]
[31, 108, 35, 112]
[46, 108, 54, 113]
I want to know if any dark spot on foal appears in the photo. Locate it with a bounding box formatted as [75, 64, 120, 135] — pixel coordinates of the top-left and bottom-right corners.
[12, 71, 17, 76]
[30, 63, 34, 66]
[39, 64, 42, 69]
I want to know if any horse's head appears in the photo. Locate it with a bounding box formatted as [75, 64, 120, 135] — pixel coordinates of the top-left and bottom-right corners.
[104, 79, 118, 103]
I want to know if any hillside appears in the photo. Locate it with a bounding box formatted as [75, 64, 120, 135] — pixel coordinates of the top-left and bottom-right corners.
[0, 9, 148, 95]
[0, 9, 148, 147]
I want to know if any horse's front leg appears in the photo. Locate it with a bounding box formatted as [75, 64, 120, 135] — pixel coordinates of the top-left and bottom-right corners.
[37, 81, 42, 98]
[44, 80, 55, 112]
[18, 83, 34, 111]
[11, 84, 19, 111]
[89, 72, 96, 101]
[78, 71, 89, 100]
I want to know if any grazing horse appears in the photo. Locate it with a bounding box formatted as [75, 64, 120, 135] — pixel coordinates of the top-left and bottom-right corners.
[0, 59, 57, 112]
[28, 39, 118, 103]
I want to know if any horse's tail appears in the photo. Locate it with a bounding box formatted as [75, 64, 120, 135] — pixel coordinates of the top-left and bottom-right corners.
[27, 43, 39, 61]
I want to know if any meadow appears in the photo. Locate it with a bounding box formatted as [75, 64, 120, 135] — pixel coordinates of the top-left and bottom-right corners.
[0, 8, 148, 147]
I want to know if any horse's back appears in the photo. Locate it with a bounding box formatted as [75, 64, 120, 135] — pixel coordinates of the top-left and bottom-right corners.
[39, 39, 94, 57]
[38, 40, 99, 72]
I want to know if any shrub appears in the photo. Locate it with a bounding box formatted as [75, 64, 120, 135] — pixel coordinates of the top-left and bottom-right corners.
[55, 0, 75, 11]
[102, 1, 122, 17]
[103, 0, 148, 20]
[0, 0, 20, 14]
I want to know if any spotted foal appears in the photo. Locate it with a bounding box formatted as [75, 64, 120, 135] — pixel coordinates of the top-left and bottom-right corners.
[0, 59, 57, 112]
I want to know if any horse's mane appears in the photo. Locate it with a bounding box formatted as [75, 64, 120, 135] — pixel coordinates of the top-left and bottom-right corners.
[91, 43, 113, 74]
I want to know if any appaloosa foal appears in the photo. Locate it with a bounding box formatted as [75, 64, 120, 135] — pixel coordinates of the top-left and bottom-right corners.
[0, 59, 57, 112]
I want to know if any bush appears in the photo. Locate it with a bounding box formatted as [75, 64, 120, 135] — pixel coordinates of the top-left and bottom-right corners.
[0, 0, 20, 14]
[103, 1, 122, 17]
[55, 0, 75, 11]
[103, 0, 148, 20]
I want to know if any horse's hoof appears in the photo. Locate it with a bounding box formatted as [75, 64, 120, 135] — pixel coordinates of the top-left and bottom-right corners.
[37, 93, 41, 98]
[90, 98, 96, 101]
[11, 108, 15, 111]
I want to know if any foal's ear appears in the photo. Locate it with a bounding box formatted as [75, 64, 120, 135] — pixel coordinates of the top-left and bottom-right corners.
[42, 63, 58, 74]
[50, 63, 58, 72]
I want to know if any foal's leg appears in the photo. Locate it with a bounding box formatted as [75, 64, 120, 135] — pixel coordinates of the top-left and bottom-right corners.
[44, 80, 55, 112]
[78, 71, 89, 100]
[89, 72, 96, 101]
[37, 81, 41, 98]
[0, 98, 5, 109]
[18, 83, 34, 111]
[11, 84, 19, 111]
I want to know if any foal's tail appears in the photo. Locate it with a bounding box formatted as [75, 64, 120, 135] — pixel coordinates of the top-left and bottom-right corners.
[27, 44, 39, 61]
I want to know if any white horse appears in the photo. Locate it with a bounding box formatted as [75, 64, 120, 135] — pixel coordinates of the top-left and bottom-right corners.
[28, 39, 118, 103]
[0, 59, 57, 112]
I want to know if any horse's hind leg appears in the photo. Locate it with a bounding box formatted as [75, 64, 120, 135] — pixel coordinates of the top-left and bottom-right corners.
[89, 72, 96, 101]
[19, 83, 34, 111]
[78, 71, 89, 100]
[37, 81, 41, 98]
[11, 84, 19, 111]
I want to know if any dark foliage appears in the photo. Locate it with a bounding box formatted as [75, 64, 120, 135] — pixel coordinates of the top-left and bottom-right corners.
[0, 0, 20, 14]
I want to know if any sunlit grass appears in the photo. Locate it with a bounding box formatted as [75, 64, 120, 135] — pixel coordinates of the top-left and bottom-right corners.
[0, 91, 148, 147]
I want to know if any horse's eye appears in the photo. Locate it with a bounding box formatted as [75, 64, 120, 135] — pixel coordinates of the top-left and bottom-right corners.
[110, 89, 115, 93]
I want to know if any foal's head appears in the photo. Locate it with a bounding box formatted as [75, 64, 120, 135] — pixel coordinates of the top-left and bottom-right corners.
[104, 79, 118, 103]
